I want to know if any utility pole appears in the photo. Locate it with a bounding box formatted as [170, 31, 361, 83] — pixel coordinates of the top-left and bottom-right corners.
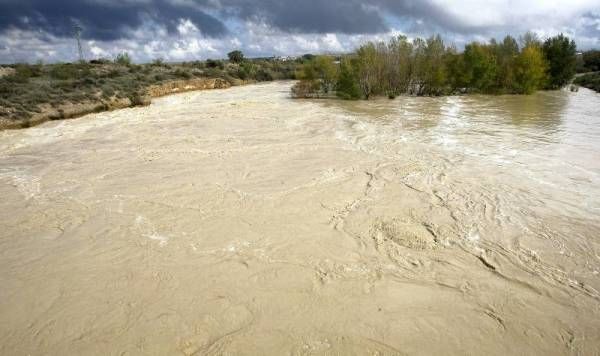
[73, 22, 84, 63]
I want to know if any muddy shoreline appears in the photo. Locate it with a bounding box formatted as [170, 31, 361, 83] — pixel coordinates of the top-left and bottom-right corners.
[0, 77, 236, 130]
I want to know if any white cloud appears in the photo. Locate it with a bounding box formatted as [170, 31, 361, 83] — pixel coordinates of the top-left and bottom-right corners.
[177, 19, 199, 36]
[322, 34, 344, 52]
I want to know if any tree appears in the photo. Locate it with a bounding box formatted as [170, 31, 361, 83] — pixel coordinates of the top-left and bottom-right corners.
[463, 43, 498, 92]
[355, 42, 381, 99]
[421, 35, 447, 95]
[519, 31, 542, 49]
[445, 47, 468, 92]
[227, 50, 245, 63]
[387, 35, 413, 94]
[542, 34, 577, 89]
[313, 56, 338, 93]
[336, 59, 361, 100]
[496, 35, 519, 91]
[513, 45, 548, 94]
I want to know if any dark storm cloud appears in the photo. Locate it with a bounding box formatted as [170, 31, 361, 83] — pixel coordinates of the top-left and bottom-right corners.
[1, 0, 599, 44]
[0, 0, 478, 40]
[0, 0, 227, 40]
[214, 0, 484, 35]
[379, 0, 479, 34]
[217, 0, 388, 34]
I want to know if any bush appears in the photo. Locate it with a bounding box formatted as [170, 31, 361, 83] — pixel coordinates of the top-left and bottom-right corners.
[173, 69, 192, 79]
[89, 58, 111, 65]
[50, 63, 90, 80]
[4, 64, 42, 83]
[206, 59, 224, 69]
[291, 80, 321, 98]
[255, 69, 274, 82]
[114, 52, 132, 66]
[574, 72, 600, 92]
[227, 50, 245, 64]
[336, 60, 361, 100]
[582, 50, 600, 72]
[151, 58, 165, 67]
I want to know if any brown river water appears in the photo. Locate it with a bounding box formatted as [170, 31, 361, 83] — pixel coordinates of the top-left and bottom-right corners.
[1, 81, 599, 355]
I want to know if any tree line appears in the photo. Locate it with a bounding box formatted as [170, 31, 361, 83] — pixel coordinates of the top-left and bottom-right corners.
[292, 33, 577, 99]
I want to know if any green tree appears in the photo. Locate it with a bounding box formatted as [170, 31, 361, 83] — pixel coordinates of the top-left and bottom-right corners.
[355, 42, 381, 99]
[542, 34, 577, 89]
[336, 59, 361, 100]
[387, 35, 413, 95]
[421, 35, 447, 95]
[313, 56, 338, 93]
[513, 45, 548, 94]
[463, 43, 498, 92]
[444, 47, 468, 92]
[227, 50, 245, 63]
[496, 35, 519, 91]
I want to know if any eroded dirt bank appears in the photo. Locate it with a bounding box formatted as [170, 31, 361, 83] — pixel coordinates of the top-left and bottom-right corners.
[0, 82, 599, 355]
[0, 78, 232, 130]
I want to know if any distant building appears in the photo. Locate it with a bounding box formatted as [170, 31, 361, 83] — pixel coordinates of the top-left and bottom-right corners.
[274, 55, 298, 62]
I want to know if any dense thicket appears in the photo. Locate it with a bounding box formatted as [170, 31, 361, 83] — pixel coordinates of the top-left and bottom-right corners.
[292, 33, 579, 99]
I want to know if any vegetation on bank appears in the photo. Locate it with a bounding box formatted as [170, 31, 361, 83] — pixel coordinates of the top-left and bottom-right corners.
[577, 50, 600, 73]
[574, 73, 600, 93]
[292, 33, 579, 99]
[0, 53, 300, 123]
[574, 50, 600, 93]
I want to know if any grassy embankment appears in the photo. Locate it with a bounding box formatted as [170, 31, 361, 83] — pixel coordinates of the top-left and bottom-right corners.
[0, 57, 299, 129]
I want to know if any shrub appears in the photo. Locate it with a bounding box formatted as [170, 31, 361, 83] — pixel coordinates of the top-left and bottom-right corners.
[255, 69, 274, 82]
[574, 72, 600, 92]
[89, 58, 111, 65]
[151, 58, 165, 67]
[173, 69, 192, 79]
[4, 64, 41, 83]
[291, 80, 321, 98]
[227, 50, 245, 64]
[206, 59, 224, 69]
[114, 52, 132, 66]
[50, 63, 90, 80]
[336, 60, 361, 100]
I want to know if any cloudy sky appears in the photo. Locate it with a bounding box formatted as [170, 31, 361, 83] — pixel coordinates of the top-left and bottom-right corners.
[0, 0, 599, 63]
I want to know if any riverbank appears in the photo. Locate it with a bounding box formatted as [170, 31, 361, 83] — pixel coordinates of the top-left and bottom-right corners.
[0, 58, 299, 130]
[574, 72, 600, 93]
[0, 77, 234, 130]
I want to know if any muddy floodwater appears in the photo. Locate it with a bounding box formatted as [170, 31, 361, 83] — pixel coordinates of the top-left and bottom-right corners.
[1, 82, 599, 355]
